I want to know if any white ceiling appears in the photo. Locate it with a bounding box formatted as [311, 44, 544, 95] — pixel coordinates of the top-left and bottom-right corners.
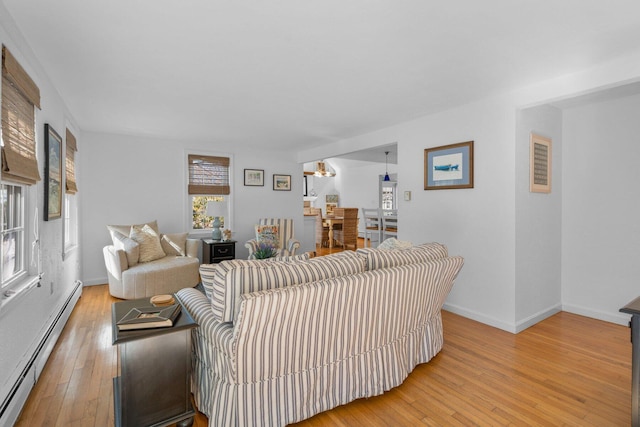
[4, 0, 640, 152]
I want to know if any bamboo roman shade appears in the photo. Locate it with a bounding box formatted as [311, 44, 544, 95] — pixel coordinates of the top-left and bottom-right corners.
[188, 154, 230, 195]
[1, 45, 41, 185]
[65, 128, 78, 194]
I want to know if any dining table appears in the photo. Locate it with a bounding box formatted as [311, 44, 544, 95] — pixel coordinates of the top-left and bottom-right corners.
[323, 216, 344, 249]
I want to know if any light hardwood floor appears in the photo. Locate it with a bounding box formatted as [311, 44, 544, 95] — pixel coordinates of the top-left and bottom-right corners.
[15, 244, 632, 426]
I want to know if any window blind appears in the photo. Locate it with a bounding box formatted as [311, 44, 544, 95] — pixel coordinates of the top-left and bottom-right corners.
[188, 154, 230, 195]
[65, 128, 78, 194]
[1, 46, 41, 186]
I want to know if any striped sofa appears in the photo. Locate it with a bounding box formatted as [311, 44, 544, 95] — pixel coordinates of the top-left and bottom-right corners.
[176, 243, 464, 427]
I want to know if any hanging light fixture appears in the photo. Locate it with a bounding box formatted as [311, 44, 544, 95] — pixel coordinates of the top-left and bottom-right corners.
[314, 161, 336, 177]
[384, 151, 391, 181]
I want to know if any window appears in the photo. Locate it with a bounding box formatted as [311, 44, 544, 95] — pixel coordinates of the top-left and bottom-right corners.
[64, 194, 78, 250]
[192, 195, 225, 230]
[1, 45, 41, 294]
[63, 128, 78, 254]
[187, 153, 231, 233]
[380, 178, 397, 211]
[1, 184, 25, 287]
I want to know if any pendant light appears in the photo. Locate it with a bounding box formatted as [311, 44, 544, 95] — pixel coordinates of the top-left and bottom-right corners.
[314, 161, 336, 177]
[384, 151, 390, 181]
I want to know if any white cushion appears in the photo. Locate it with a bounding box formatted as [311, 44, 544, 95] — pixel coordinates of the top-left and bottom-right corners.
[107, 220, 159, 245]
[378, 238, 413, 250]
[130, 224, 166, 263]
[161, 232, 187, 256]
[112, 233, 140, 267]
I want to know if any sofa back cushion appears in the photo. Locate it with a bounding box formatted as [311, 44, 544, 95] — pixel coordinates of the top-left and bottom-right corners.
[209, 251, 365, 323]
[356, 242, 448, 271]
[199, 252, 312, 301]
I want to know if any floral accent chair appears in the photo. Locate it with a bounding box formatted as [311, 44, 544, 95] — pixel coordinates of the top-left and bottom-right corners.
[245, 218, 300, 259]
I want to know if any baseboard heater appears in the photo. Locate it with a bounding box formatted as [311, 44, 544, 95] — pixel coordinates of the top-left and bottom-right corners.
[0, 280, 83, 426]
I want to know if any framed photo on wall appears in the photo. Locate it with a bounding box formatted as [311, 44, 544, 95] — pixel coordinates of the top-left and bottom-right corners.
[244, 169, 264, 186]
[44, 124, 63, 220]
[424, 141, 474, 190]
[529, 133, 552, 193]
[273, 174, 291, 191]
[303, 175, 308, 196]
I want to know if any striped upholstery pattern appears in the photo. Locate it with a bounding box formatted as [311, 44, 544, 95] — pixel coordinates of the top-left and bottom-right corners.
[210, 251, 366, 323]
[199, 253, 311, 300]
[245, 218, 301, 258]
[176, 288, 235, 421]
[181, 255, 464, 426]
[356, 242, 449, 270]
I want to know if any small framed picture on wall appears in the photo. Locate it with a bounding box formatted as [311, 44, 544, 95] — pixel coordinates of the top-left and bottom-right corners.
[244, 169, 264, 186]
[273, 174, 291, 191]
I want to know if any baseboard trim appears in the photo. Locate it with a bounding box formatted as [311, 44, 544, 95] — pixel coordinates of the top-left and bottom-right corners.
[562, 303, 630, 326]
[0, 281, 83, 426]
[515, 305, 561, 333]
[443, 303, 517, 333]
[83, 277, 107, 286]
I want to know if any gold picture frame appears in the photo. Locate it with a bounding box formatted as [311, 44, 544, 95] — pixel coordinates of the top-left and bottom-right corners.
[530, 133, 551, 193]
[424, 141, 474, 190]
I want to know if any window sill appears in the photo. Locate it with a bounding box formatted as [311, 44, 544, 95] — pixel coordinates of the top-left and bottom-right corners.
[0, 274, 42, 319]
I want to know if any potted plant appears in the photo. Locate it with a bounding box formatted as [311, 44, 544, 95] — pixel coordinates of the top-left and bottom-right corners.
[253, 242, 277, 259]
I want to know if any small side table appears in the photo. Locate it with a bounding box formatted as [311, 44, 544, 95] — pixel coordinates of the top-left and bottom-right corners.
[621, 298, 640, 427]
[202, 239, 236, 264]
[112, 296, 198, 427]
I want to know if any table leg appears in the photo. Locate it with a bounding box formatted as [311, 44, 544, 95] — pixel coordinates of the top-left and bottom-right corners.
[328, 224, 334, 249]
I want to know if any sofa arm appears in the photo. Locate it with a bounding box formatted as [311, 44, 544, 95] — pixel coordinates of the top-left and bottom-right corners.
[186, 238, 199, 258]
[286, 238, 300, 255]
[176, 288, 235, 362]
[103, 245, 128, 280]
[245, 239, 259, 259]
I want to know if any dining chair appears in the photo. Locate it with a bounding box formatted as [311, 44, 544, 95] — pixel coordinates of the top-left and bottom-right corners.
[311, 208, 329, 248]
[333, 208, 359, 250]
[361, 208, 382, 248]
[382, 214, 398, 241]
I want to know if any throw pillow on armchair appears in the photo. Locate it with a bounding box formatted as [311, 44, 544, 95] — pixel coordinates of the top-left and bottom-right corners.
[255, 224, 280, 249]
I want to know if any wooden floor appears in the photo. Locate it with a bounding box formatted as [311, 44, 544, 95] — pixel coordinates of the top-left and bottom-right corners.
[15, 241, 632, 426]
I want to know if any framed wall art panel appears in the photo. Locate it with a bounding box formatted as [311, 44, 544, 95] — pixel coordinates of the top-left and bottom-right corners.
[529, 133, 551, 193]
[424, 141, 474, 190]
[44, 124, 63, 220]
[273, 174, 291, 191]
[244, 169, 264, 186]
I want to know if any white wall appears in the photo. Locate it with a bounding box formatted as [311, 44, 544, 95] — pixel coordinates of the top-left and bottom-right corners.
[331, 159, 397, 236]
[295, 47, 640, 333]
[561, 93, 640, 324]
[0, 5, 81, 408]
[80, 132, 305, 285]
[515, 105, 563, 331]
[300, 95, 520, 331]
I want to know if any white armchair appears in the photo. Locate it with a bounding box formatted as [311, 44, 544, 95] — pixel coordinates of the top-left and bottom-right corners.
[245, 218, 300, 259]
[103, 221, 200, 299]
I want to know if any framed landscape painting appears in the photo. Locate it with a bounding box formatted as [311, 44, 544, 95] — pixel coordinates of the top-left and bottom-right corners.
[44, 124, 63, 220]
[273, 174, 291, 191]
[424, 141, 474, 190]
